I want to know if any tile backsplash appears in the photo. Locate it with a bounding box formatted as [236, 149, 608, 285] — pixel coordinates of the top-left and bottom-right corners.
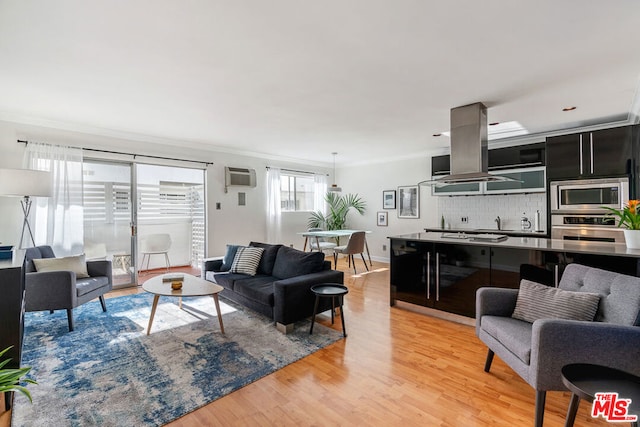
[437, 193, 547, 232]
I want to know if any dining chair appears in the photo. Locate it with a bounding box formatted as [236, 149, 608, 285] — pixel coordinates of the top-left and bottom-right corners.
[307, 227, 337, 253]
[139, 233, 172, 273]
[333, 231, 369, 274]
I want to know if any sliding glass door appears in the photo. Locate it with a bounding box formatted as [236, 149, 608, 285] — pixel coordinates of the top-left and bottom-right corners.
[83, 161, 136, 287]
[136, 164, 205, 274]
[82, 161, 206, 287]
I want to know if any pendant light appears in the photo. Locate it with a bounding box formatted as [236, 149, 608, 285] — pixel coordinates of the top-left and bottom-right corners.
[328, 152, 342, 192]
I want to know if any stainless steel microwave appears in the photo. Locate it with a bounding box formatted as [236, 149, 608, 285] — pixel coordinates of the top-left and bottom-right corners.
[550, 177, 629, 213]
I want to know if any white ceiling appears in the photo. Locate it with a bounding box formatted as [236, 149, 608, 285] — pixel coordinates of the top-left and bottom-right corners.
[1, 1, 639, 166]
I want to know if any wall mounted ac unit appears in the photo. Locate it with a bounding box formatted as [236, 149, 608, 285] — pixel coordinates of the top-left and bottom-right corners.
[224, 166, 256, 192]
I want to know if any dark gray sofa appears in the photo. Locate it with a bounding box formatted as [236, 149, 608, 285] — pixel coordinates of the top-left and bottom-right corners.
[476, 263, 640, 427]
[202, 242, 344, 333]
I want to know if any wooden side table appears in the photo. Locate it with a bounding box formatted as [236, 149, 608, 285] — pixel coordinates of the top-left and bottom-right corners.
[309, 284, 348, 337]
[561, 363, 640, 427]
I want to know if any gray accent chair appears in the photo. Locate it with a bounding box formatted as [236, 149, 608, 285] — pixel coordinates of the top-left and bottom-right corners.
[24, 245, 113, 332]
[476, 263, 640, 427]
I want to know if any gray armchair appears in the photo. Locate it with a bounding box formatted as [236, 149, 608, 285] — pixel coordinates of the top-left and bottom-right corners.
[476, 263, 640, 427]
[24, 245, 113, 332]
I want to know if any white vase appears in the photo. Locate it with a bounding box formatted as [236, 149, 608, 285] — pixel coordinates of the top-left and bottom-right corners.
[623, 229, 640, 249]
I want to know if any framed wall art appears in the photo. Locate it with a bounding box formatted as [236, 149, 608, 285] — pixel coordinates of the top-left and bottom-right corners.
[377, 211, 388, 226]
[398, 185, 419, 219]
[382, 190, 396, 209]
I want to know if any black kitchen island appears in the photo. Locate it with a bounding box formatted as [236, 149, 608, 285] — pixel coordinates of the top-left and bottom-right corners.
[389, 232, 640, 320]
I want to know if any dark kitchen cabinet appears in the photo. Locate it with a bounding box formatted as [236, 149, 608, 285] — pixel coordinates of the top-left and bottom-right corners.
[488, 142, 545, 171]
[431, 143, 546, 197]
[0, 262, 25, 410]
[390, 239, 492, 317]
[431, 154, 451, 176]
[0, 265, 25, 370]
[390, 237, 640, 319]
[390, 239, 430, 307]
[546, 126, 634, 180]
[430, 154, 482, 195]
[429, 243, 490, 317]
[431, 142, 545, 175]
[390, 239, 528, 318]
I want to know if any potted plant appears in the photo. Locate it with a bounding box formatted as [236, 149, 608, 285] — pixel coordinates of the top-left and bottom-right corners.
[308, 192, 366, 245]
[0, 346, 36, 413]
[603, 200, 640, 248]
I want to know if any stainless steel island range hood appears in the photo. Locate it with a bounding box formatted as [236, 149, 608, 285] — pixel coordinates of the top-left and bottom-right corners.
[420, 102, 513, 186]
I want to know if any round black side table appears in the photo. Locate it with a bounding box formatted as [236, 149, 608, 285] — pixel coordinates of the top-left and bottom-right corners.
[309, 284, 349, 337]
[561, 364, 640, 427]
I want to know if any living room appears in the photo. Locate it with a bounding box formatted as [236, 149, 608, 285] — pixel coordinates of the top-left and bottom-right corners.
[1, 2, 640, 426]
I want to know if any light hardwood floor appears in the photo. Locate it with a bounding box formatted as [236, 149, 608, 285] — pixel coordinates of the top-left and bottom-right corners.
[109, 259, 612, 427]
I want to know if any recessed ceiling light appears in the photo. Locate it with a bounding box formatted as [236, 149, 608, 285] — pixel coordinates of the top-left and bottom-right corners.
[562, 106, 577, 111]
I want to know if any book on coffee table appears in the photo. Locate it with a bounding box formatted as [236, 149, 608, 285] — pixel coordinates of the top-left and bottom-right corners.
[161, 274, 184, 282]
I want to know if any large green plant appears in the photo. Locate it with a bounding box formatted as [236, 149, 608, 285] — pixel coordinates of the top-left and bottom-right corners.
[0, 346, 36, 403]
[308, 192, 366, 243]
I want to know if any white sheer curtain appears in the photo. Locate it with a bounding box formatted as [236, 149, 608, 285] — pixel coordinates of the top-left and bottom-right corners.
[313, 173, 327, 215]
[23, 142, 84, 256]
[266, 167, 282, 243]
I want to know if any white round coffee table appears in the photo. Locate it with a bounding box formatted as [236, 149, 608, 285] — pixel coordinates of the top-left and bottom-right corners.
[142, 273, 225, 335]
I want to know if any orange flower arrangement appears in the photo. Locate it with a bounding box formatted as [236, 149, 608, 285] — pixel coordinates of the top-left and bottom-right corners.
[603, 200, 640, 230]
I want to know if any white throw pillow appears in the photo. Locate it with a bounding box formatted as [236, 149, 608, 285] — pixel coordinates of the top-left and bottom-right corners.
[230, 247, 264, 276]
[33, 254, 90, 279]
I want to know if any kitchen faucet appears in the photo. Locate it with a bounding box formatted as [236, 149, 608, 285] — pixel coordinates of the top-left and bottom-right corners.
[495, 216, 501, 230]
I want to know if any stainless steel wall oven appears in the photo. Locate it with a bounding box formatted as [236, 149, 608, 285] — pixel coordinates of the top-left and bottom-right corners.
[550, 177, 629, 243]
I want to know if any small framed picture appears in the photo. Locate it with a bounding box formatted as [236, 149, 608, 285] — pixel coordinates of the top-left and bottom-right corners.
[398, 185, 420, 219]
[382, 190, 396, 209]
[377, 211, 388, 226]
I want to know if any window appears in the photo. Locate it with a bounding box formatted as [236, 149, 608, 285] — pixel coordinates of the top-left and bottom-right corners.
[281, 173, 315, 211]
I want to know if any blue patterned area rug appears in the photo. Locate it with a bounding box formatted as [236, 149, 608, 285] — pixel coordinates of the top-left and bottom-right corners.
[12, 292, 342, 426]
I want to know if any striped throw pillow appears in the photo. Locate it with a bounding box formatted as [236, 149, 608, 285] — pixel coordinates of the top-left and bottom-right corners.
[230, 247, 264, 276]
[512, 279, 601, 323]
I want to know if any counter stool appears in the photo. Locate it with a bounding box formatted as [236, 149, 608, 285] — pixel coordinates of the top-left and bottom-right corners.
[309, 284, 348, 337]
[561, 363, 640, 427]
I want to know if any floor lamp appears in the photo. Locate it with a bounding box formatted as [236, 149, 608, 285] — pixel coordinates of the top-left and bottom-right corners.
[0, 168, 53, 249]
